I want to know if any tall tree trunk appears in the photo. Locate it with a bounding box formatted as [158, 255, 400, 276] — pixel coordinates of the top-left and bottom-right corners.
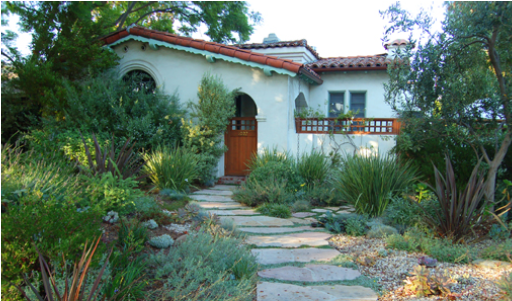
[484, 132, 512, 204]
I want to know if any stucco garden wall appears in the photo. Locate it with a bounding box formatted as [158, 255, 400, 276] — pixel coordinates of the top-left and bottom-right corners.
[112, 39, 292, 177]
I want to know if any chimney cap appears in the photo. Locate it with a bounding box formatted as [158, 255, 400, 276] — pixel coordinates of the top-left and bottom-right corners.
[263, 33, 280, 44]
[383, 39, 413, 50]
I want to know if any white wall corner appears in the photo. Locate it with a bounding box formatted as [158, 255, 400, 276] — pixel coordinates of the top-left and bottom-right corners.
[256, 115, 267, 122]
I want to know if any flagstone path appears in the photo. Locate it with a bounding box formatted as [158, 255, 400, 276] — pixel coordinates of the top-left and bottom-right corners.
[191, 185, 378, 301]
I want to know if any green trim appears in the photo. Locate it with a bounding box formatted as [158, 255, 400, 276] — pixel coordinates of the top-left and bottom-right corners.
[263, 67, 273, 77]
[149, 40, 159, 50]
[107, 35, 297, 77]
[205, 55, 216, 63]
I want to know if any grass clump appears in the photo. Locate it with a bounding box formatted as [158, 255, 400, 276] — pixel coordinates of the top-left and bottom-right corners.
[143, 145, 199, 192]
[256, 203, 292, 218]
[333, 152, 418, 217]
[147, 231, 257, 300]
[296, 150, 330, 188]
[292, 200, 311, 212]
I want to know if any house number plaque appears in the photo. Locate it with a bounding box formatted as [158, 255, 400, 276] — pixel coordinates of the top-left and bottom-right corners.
[238, 131, 249, 136]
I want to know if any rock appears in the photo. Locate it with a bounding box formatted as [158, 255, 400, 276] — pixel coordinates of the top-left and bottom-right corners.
[418, 256, 438, 267]
[245, 232, 331, 248]
[311, 209, 332, 213]
[473, 259, 512, 270]
[196, 202, 247, 209]
[192, 189, 233, 196]
[251, 248, 340, 265]
[257, 282, 377, 300]
[292, 212, 316, 218]
[209, 185, 238, 191]
[206, 209, 259, 216]
[162, 210, 175, 216]
[142, 219, 158, 229]
[102, 211, 119, 224]
[164, 223, 190, 234]
[258, 264, 361, 282]
[288, 217, 318, 225]
[189, 195, 235, 202]
[174, 234, 188, 245]
[238, 226, 317, 234]
[148, 234, 174, 249]
[221, 216, 294, 227]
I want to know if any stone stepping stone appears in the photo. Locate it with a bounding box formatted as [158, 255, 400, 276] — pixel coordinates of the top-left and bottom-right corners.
[252, 248, 340, 265]
[209, 185, 238, 191]
[206, 209, 259, 216]
[311, 208, 332, 213]
[257, 282, 377, 300]
[197, 202, 247, 209]
[246, 232, 331, 248]
[238, 226, 317, 234]
[258, 264, 360, 282]
[292, 212, 316, 218]
[192, 189, 233, 196]
[288, 217, 317, 225]
[189, 195, 234, 202]
[221, 216, 294, 227]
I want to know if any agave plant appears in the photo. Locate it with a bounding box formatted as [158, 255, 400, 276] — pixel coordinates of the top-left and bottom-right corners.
[11, 237, 115, 301]
[419, 155, 491, 243]
[80, 132, 145, 180]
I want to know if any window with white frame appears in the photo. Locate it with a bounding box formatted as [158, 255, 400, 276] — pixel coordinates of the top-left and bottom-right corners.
[350, 92, 366, 118]
[328, 92, 344, 117]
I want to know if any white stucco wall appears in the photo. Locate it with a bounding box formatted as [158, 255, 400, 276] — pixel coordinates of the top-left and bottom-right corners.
[112, 39, 292, 177]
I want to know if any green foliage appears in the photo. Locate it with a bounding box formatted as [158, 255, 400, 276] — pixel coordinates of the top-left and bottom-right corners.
[386, 229, 476, 264]
[292, 200, 311, 212]
[1, 195, 103, 283]
[366, 225, 399, 239]
[148, 231, 257, 300]
[117, 219, 148, 255]
[381, 2, 512, 203]
[418, 156, 491, 243]
[296, 150, 331, 188]
[333, 152, 418, 217]
[143, 145, 199, 192]
[480, 239, 512, 261]
[233, 177, 290, 207]
[247, 147, 291, 171]
[83, 172, 145, 214]
[249, 160, 304, 192]
[256, 203, 292, 218]
[345, 215, 369, 236]
[496, 271, 512, 300]
[182, 73, 237, 185]
[488, 224, 512, 241]
[318, 212, 369, 236]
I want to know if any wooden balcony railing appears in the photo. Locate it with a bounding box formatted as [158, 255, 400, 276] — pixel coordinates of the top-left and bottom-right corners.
[295, 118, 401, 135]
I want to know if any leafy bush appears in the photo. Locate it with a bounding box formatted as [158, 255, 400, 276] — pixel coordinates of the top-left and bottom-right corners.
[386, 229, 476, 263]
[296, 150, 331, 187]
[83, 172, 145, 213]
[256, 203, 292, 218]
[334, 152, 418, 217]
[318, 212, 369, 235]
[147, 231, 257, 300]
[247, 147, 291, 171]
[367, 225, 399, 238]
[1, 195, 103, 283]
[248, 160, 304, 193]
[383, 196, 439, 229]
[233, 177, 290, 206]
[496, 272, 512, 300]
[48, 71, 184, 150]
[143, 145, 199, 192]
[292, 199, 311, 212]
[479, 239, 512, 261]
[417, 156, 491, 243]
[182, 73, 237, 185]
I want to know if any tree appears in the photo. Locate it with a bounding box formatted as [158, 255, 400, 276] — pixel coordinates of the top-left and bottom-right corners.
[381, 2, 511, 202]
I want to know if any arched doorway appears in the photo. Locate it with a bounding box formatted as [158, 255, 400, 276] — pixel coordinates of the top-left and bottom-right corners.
[225, 93, 258, 176]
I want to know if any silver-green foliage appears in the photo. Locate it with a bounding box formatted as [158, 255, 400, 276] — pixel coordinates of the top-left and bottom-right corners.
[182, 72, 237, 184]
[148, 234, 174, 249]
[334, 152, 418, 217]
[148, 231, 257, 300]
[143, 145, 199, 192]
[366, 224, 398, 239]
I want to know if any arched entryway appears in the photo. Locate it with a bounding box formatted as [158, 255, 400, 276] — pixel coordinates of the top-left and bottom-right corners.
[224, 93, 258, 176]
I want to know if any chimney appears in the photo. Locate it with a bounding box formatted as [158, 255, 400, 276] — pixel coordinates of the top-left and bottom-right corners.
[383, 39, 413, 58]
[263, 33, 280, 44]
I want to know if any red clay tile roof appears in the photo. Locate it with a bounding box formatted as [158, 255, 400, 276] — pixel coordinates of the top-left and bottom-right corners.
[99, 26, 323, 83]
[235, 40, 321, 59]
[306, 54, 390, 72]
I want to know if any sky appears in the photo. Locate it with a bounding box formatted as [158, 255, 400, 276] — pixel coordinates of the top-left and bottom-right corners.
[2, 1, 446, 59]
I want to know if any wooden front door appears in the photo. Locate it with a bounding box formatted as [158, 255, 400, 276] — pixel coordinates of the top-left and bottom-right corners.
[225, 117, 257, 176]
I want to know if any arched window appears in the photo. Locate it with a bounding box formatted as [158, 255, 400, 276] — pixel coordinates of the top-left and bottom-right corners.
[122, 70, 156, 94]
[234, 93, 257, 117]
[295, 92, 308, 114]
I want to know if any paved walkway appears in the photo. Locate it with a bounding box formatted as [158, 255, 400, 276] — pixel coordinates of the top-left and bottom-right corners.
[192, 185, 378, 301]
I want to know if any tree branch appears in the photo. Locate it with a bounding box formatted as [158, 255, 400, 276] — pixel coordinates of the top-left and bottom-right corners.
[130, 2, 153, 13]
[1, 50, 15, 63]
[132, 7, 183, 26]
[117, 2, 137, 30]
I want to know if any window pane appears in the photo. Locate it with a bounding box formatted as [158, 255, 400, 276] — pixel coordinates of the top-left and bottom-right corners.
[329, 93, 344, 118]
[350, 93, 365, 118]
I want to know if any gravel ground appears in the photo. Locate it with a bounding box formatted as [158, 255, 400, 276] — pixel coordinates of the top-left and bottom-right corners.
[328, 235, 510, 300]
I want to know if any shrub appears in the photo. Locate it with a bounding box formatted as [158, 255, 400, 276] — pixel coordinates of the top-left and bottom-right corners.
[1, 194, 103, 283]
[247, 147, 291, 171]
[417, 155, 491, 243]
[345, 215, 369, 236]
[496, 272, 512, 300]
[383, 196, 439, 229]
[256, 203, 292, 218]
[292, 199, 311, 212]
[367, 225, 399, 239]
[233, 177, 290, 206]
[147, 231, 257, 300]
[479, 239, 512, 261]
[182, 73, 237, 185]
[143, 145, 199, 192]
[248, 160, 304, 193]
[318, 212, 369, 235]
[296, 150, 331, 187]
[334, 152, 418, 217]
[148, 235, 174, 249]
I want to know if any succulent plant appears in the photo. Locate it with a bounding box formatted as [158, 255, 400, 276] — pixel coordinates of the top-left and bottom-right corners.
[143, 219, 158, 230]
[102, 211, 119, 224]
[148, 234, 174, 248]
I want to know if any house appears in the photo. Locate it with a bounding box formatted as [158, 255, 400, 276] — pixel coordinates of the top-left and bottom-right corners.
[100, 26, 406, 178]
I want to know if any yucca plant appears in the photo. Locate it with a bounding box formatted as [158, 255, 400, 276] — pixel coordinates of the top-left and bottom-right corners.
[80, 133, 145, 180]
[11, 237, 116, 301]
[418, 155, 491, 243]
[296, 150, 331, 187]
[334, 152, 418, 217]
[143, 145, 199, 192]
